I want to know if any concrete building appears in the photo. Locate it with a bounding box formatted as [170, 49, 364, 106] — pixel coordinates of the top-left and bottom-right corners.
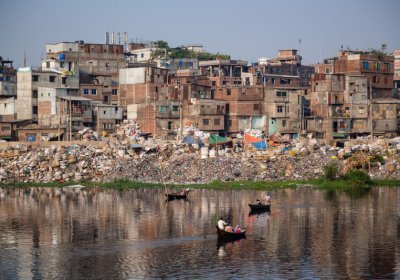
[16, 67, 78, 121]
[93, 103, 123, 135]
[254, 50, 314, 87]
[394, 49, 400, 91]
[314, 50, 394, 98]
[264, 87, 307, 137]
[306, 73, 396, 142]
[213, 86, 264, 135]
[199, 60, 248, 87]
[45, 41, 126, 105]
[0, 57, 17, 122]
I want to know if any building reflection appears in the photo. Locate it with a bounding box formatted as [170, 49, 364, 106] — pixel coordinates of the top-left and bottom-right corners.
[0, 186, 398, 279]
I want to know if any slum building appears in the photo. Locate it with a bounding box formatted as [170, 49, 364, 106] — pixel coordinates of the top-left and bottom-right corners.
[314, 50, 394, 98]
[44, 41, 126, 105]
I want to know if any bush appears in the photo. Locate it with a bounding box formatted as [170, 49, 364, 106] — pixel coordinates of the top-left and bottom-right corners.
[342, 169, 371, 188]
[323, 161, 340, 180]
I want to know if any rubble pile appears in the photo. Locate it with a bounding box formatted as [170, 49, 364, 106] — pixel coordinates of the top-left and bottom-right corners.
[1, 137, 400, 184]
[113, 120, 142, 141]
[77, 128, 98, 141]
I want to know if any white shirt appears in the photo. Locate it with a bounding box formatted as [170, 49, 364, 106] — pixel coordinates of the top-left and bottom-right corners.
[218, 219, 227, 230]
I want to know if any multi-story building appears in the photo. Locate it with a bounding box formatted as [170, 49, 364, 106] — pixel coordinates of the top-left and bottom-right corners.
[199, 60, 248, 87]
[16, 67, 78, 121]
[44, 41, 126, 105]
[314, 50, 394, 98]
[253, 50, 314, 88]
[306, 73, 398, 142]
[394, 49, 400, 91]
[264, 87, 308, 137]
[0, 57, 17, 121]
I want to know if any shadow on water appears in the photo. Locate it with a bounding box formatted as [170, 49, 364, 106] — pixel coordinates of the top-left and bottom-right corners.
[248, 209, 271, 217]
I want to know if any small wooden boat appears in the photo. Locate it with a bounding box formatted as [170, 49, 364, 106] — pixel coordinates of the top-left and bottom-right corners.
[165, 189, 191, 200]
[248, 203, 271, 211]
[165, 193, 188, 200]
[216, 226, 246, 241]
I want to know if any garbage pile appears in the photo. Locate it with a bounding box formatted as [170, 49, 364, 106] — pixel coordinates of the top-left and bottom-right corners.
[1, 137, 400, 184]
[77, 128, 98, 141]
[113, 120, 142, 141]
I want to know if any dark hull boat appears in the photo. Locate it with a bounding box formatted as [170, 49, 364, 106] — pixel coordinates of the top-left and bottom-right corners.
[248, 203, 271, 211]
[165, 193, 188, 200]
[216, 227, 246, 241]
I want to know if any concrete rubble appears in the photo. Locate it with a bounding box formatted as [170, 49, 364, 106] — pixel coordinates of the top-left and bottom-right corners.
[2, 124, 400, 184]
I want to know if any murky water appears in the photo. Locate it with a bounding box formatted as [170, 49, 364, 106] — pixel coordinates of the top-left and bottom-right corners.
[0, 186, 399, 279]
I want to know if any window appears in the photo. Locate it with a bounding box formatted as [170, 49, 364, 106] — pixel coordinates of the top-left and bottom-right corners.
[214, 119, 220, 125]
[363, 61, 369, 69]
[168, 122, 173, 129]
[172, 105, 179, 111]
[325, 67, 330, 74]
[282, 120, 287, 127]
[103, 96, 109, 103]
[359, 106, 364, 114]
[202, 119, 209, 125]
[103, 111, 107, 115]
[62, 77, 66, 85]
[112, 89, 118, 95]
[32, 75, 39, 82]
[227, 89, 231, 96]
[277, 106, 283, 113]
[158, 106, 168, 112]
[375, 62, 380, 70]
[253, 104, 260, 110]
[105, 62, 110, 70]
[141, 53, 144, 58]
[60, 62, 65, 68]
[276, 91, 287, 97]
[115, 107, 119, 113]
[91, 89, 97, 95]
[49, 76, 56, 82]
[33, 106, 38, 114]
[229, 120, 232, 127]
[83, 89, 89, 95]
[271, 78, 275, 84]
[387, 63, 391, 70]
[46, 62, 50, 68]
[32, 90, 38, 98]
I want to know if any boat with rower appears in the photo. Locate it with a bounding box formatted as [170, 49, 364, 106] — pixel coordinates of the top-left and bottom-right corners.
[216, 226, 246, 241]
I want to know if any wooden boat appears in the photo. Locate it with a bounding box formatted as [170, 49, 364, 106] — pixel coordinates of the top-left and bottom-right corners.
[216, 226, 246, 241]
[165, 193, 188, 200]
[248, 203, 271, 211]
[165, 189, 191, 200]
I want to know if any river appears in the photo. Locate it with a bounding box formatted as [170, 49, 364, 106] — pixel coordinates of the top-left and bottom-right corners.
[0, 186, 399, 279]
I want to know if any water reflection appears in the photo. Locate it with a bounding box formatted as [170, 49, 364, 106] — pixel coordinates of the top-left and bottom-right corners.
[0, 187, 399, 279]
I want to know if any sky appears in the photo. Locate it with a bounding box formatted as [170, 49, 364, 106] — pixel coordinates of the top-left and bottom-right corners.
[1, 0, 399, 67]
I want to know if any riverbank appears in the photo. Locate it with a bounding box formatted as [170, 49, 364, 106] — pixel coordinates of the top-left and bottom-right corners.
[2, 178, 400, 191]
[2, 136, 400, 185]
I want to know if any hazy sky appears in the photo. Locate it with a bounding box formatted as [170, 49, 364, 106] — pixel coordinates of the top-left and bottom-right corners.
[1, 0, 399, 67]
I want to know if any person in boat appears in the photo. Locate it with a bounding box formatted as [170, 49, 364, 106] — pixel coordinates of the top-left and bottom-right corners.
[179, 188, 190, 195]
[234, 225, 242, 234]
[218, 217, 228, 230]
[264, 193, 271, 205]
[256, 199, 262, 205]
[225, 225, 234, 233]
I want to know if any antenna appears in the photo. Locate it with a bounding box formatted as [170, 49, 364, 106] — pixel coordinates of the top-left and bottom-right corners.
[106, 32, 109, 44]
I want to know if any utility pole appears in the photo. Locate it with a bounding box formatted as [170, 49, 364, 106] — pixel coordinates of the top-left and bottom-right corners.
[179, 84, 183, 143]
[369, 79, 373, 138]
[69, 96, 72, 141]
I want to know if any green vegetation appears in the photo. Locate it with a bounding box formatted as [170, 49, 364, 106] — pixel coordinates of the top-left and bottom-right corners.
[323, 161, 340, 180]
[150, 40, 230, 61]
